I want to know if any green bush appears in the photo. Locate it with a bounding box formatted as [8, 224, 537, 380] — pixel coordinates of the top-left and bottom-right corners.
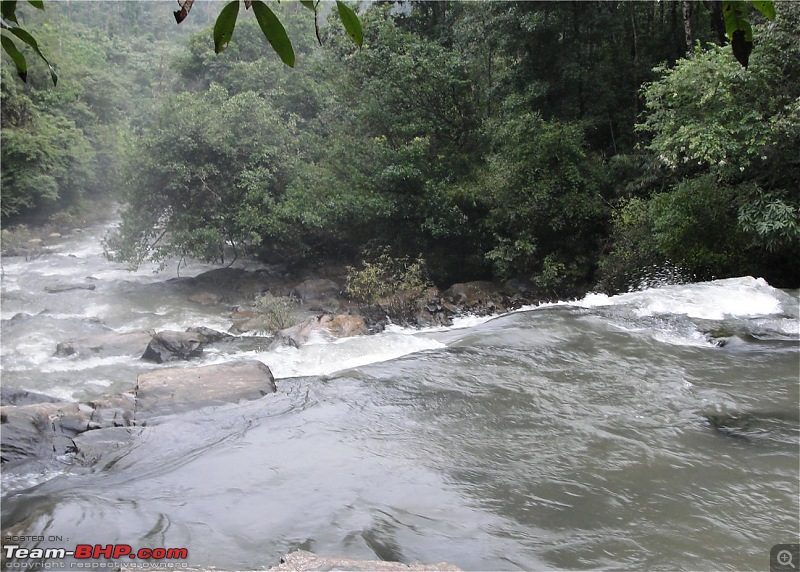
[253, 294, 296, 333]
[345, 247, 432, 324]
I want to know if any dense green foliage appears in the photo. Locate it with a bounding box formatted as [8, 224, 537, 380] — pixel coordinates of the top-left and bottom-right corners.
[1, 2, 201, 221]
[598, 4, 800, 290]
[3, 1, 797, 295]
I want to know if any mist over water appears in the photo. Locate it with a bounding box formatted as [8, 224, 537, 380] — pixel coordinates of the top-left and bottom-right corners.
[1, 224, 798, 570]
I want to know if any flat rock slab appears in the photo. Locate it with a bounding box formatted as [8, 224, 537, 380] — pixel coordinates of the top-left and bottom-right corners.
[269, 550, 462, 572]
[44, 282, 97, 293]
[135, 360, 276, 422]
[56, 330, 154, 358]
[0, 387, 61, 406]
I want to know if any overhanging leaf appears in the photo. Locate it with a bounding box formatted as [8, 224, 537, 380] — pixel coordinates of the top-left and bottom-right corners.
[1, 1, 18, 23]
[336, 0, 363, 48]
[722, 0, 752, 42]
[7, 25, 57, 84]
[732, 29, 753, 68]
[251, 1, 295, 67]
[213, 0, 239, 54]
[750, 0, 775, 20]
[1, 34, 27, 82]
[299, 0, 315, 12]
[26, 0, 43, 9]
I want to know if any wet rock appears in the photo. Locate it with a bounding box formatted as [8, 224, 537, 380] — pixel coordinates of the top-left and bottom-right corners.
[443, 281, 507, 314]
[87, 393, 136, 428]
[44, 281, 97, 293]
[186, 326, 233, 343]
[141, 330, 206, 363]
[187, 291, 222, 306]
[326, 314, 368, 337]
[73, 426, 143, 466]
[0, 396, 135, 466]
[55, 330, 153, 358]
[704, 410, 800, 442]
[271, 314, 367, 348]
[178, 267, 272, 304]
[4, 312, 33, 324]
[0, 402, 75, 463]
[269, 550, 462, 571]
[134, 360, 276, 421]
[291, 278, 342, 312]
[0, 387, 61, 407]
[229, 309, 279, 335]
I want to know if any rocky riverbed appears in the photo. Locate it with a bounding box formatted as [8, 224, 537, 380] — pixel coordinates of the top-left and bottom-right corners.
[2, 217, 545, 473]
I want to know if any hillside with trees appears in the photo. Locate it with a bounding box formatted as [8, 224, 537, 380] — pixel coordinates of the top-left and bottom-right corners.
[3, 1, 797, 296]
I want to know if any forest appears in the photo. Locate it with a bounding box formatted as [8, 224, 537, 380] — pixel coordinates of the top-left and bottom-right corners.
[2, 0, 798, 299]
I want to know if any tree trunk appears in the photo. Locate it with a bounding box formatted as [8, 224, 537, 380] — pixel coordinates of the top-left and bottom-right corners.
[682, 0, 693, 53]
[704, 0, 728, 45]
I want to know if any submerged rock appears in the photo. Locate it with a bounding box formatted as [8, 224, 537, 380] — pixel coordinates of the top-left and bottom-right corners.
[269, 550, 462, 571]
[704, 410, 800, 443]
[134, 359, 276, 422]
[141, 330, 206, 363]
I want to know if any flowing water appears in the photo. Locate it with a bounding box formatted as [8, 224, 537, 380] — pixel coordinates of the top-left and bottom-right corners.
[1, 222, 798, 571]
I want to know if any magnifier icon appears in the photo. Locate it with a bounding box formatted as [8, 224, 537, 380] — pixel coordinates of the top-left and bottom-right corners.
[778, 550, 796, 569]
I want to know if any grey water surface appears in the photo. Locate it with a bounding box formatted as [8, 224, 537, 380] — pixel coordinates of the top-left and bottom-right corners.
[2, 224, 798, 571]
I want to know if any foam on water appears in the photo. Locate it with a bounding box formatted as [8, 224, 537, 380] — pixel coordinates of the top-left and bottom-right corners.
[209, 330, 447, 379]
[574, 277, 788, 320]
[384, 313, 499, 335]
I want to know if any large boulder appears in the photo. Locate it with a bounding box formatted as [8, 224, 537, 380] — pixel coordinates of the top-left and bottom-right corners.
[55, 330, 153, 358]
[269, 550, 462, 572]
[291, 278, 342, 312]
[271, 314, 367, 348]
[134, 360, 276, 422]
[177, 267, 273, 304]
[141, 330, 206, 363]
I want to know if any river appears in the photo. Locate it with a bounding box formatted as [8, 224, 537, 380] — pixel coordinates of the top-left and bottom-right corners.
[1, 220, 798, 570]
